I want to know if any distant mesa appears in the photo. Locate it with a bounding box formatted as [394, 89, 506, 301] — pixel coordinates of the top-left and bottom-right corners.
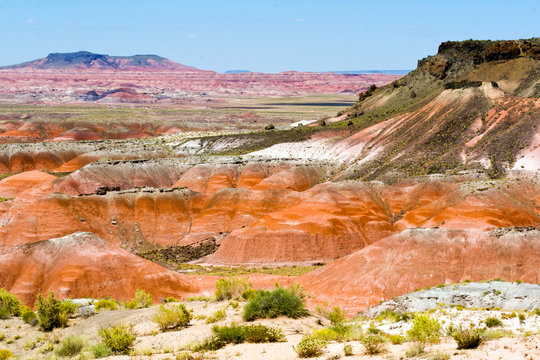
[224, 70, 252, 73]
[0, 51, 210, 72]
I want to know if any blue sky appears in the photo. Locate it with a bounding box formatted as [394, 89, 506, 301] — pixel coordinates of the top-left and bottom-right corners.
[0, 0, 537, 72]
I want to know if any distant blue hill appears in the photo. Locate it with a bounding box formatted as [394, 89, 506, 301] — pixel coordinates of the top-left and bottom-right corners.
[224, 70, 252, 73]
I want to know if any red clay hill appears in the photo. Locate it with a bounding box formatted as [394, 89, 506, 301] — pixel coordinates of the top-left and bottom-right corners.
[0, 40, 538, 312]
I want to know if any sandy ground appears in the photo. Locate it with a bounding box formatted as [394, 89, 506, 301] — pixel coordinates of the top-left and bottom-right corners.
[1, 300, 539, 360]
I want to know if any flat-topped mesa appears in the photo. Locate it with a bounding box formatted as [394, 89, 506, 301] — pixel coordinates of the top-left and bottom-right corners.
[1, 51, 210, 72]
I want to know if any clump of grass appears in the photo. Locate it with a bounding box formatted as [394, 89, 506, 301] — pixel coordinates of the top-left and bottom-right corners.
[98, 324, 136, 354]
[294, 336, 327, 358]
[375, 310, 411, 323]
[485, 317, 502, 328]
[360, 333, 386, 355]
[0, 289, 21, 319]
[153, 304, 192, 331]
[165, 297, 178, 303]
[243, 285, 309, 321]
[215, 277, 252, 301]
[450, 326, 484, 349]
[94, 299, 118, 311]
[54, 335, 85, 357]
[35, 292, 77, 331]
[205, 308, 226, 324]
[89, 343, 112, 358]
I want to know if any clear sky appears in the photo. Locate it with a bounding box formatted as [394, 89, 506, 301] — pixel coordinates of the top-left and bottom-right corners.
[0, 0, 537, 72]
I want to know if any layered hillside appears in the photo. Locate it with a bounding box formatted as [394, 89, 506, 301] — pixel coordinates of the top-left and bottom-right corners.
[0, 39, 538, 311]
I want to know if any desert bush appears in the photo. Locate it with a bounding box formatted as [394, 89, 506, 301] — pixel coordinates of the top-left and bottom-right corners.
[343, 344, 353, 356]
[0, 350, 13, 359]
[211, 322, 285, 344]
[95, 299, 118, 311]
[327, 306, 347, 324]
[405, 342, 425, 357]
[294, 335, 327, 358]
[89, 343, 112, 358]
[328, 323, 363, 341]
[360, 333, 387, 355]
[205, 308, 226, 324]
[98, 324, 136, 354]
[311, 328, 341, 341]
[165, 297, 178, 303]
[215, 277, 252, 301]
[195, 323, 285, 351]
[22, 310, 38, 326]
[387, 333, 406, 344]
[54, 335, 85, 357]
[241, 288, 257, 301]
[407, 314, 441, 349]
[153, 304, 192, 331]
[485, 317, 502, 328]
[35, 293, 77, 331]
[243, 286, 309, 321]
[451, 326, 484, 349]
[0, 289, 21, 319]
[133, 289, 153, 308]
[243, 324, 286, 343]
[483, 328, 513, 340]
[375, 310, 410, 323]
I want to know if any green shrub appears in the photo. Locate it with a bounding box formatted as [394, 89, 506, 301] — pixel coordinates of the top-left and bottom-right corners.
[35, 293, 76, 331]
[241, 288, 257, 301]
[0, 350, 14, 359]
[243, 286, 309, 321]
[361, 333, 386, 355]
[243, 324, 286, 343]
[22, 310, 38, 326]
[343, 343, 353, 356]
[192, 336, 226, 352]
[327, 306, 347, 324]
[124, 300, 137, 309]
[294, 336, 327, 358]
[375, 310, 411, 323]
[0, 289, 21, 319]
[165, 297, 178, 303]
[95, 299, 118, 312]
[405, 342, 425, 357]
[325, 323, 363, 342]
[195, 323, 285, 351]
[215, 277, 252, 301]
[407, 314, 441, 349]
[133, 289, 153, 308]
[152, 304, 192, 331]
[485, 317, 502, 328]
[98, 324, 136, 354]
[387, 333, 406, 344]
[518, 313, 526, 322]
[54, 335, 85, 357]
[205, 308, 226, 324]
[451, 326, 484, 349]
[483, 329, 514, 340]
[89, 343, 112, 358]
